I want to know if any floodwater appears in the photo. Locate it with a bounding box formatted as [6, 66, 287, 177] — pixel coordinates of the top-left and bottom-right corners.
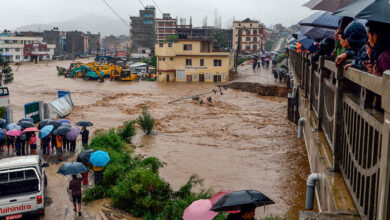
[4, 59, 310, 219]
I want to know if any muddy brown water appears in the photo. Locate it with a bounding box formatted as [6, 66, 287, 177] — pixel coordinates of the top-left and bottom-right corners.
[4, 59, 310, 219]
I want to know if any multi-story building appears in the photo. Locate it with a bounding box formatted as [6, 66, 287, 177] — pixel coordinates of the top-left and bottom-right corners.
[233, 18, 264, 54]
[102, 35, 120, 54]
[130, 6, 156, 52]
[43, 29, 66, 57]
[66, 31, 88, 57]
[86, 32, 101, 55]
[19, 31, 44, 38]
[155, 39, 234, 83]
[155, 13, 177, 43]
[0, 34, 55, 63]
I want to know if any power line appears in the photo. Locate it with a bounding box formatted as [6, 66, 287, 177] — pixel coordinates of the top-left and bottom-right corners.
[151, 0, 163, 15]
[101, 0, 130, 27]
[138, 0, 145, 8]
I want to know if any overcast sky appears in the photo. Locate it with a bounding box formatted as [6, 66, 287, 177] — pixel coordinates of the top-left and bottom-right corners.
[0, 0, 313, 30]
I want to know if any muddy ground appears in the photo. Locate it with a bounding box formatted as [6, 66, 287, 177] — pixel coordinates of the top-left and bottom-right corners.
[3, 59, 310, 219]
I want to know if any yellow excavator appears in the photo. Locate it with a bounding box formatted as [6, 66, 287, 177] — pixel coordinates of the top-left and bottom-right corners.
[119, 69, 139, 81]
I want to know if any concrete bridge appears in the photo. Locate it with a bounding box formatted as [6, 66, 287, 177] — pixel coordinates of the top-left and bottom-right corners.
[289, 50, 390, 220]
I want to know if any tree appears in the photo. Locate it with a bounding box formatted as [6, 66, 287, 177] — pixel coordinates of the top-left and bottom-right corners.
[0, 50, 13, 86]
[211, 29, 231, 50]
[264, 40, 276, 52]
[138, 107, 155, 135]
[164, 35, 178, 43]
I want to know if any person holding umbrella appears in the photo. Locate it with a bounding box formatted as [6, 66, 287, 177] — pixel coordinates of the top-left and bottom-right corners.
[80, 127, 89, 148]
[29, 133, 37, 155]
[225, 204, 256, 220]
[40, 125, 54, 158]
[56, 135, 63, 161]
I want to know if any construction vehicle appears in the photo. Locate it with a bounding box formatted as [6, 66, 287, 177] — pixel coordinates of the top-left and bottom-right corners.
[118, 69, 139, 81]
[69, 65, 105, 82]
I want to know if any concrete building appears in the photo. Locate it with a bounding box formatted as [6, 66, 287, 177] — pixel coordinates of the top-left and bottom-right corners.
[233, 18, 263, 54]
[155, 13, 177, 43]
[102, 35, 120, 54]
[20, 31, 44, 37]
[0, 34, 55, 63]
[43, 29, 66, 57]
[155, 39, 234, 83]
[66, 31, 88, 57]
[86, 32, 101, 55]
[130, 6, 156, 52]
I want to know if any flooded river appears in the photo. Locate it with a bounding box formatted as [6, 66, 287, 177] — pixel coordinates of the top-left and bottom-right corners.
[6, 59, 310, 219]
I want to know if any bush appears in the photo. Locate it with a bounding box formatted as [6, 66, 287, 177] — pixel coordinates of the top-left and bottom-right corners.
[276, 52, 287, 64]
[88, 129, 127, 152]
[138, 107, 155, 135]
[83, 185, 108, 203]
[117, 120, 136, 143]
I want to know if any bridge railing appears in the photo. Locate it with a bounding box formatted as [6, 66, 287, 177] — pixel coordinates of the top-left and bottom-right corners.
[289, 50, 390, 220]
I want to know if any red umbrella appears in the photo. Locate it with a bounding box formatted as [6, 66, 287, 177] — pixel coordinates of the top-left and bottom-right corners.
[7, 129, 23, 136]
[23, 127, 39, 132]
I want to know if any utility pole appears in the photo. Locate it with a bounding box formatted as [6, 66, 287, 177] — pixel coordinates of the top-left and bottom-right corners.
[234, 27, 244, 72]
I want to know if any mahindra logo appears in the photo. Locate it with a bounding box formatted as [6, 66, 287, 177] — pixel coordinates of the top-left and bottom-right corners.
[0, 205, 32, 214]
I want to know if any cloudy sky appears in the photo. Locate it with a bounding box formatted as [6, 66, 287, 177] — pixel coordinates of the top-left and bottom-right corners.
[0, 0, 313, 30]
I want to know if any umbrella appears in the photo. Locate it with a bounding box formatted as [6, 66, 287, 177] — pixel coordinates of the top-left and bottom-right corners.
[303, 0, 356, 12]
[183, 199, 218, 220]
[334, 0, 390, 24]
[18, 121, 35, 128]
[76, 120, 93, 127]
[23, 127, 39, 132]
[39, 125, 54, 139]
[7, 129, 23, 137]
[210, 191, 240, 214]
[53, 125, 72, 136]
[57, 162, 87, 176]
[0, 119, 6, 128]
[58, 119, 71, 124]
[77, 149, 94, 164]
[210, 190, 275, 212]
[18, 118, 34, 123]
[66, 126, 80, 141]
[6, 123, 21, 131]
[0, 129, 4, 139]
[47, 120, 62, 129]
[300, 11, 341, 30]
[298, 37, 317, 52]
[89, 150, 110, 167]
[300, 26, 335, 42]
[38, 119, 51, 130]
[264, 58, 270, 62]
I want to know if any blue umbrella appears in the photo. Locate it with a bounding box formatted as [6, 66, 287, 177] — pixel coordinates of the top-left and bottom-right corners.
[58, 119, 71, 124]
[0, 118, 6, 128]
[300, 11, 341, 30]
[39, 125, 54, 139]
[298, 37, 317, 52]
[57, 162, 87, 176]
[300, 26, 335, 42]
[89, 150, 110, 167]
[0, 129, 4, 139]
[6, 123, 21, 131]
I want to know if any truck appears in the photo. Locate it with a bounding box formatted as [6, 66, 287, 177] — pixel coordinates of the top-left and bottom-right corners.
[0, 156, 49, 219]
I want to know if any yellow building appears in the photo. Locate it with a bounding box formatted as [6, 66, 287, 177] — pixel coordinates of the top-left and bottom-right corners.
[233, 18, 263, 54]
[155, 39, 234, 83]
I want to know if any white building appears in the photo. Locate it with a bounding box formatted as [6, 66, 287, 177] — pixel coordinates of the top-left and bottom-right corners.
[0, 34, 56, 63]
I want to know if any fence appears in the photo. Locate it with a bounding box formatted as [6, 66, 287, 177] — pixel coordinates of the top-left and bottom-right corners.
[289, 50, 390, 220]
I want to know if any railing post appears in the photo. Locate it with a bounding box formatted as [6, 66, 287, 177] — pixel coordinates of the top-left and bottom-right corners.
[317, 56, 325, 130]
[332, 65, 344, 171]
[308, 57, 315, 110]
[377, 70, 390, 220]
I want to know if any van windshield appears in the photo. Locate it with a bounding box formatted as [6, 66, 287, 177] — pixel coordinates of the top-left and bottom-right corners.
[0, 169, 39, 197]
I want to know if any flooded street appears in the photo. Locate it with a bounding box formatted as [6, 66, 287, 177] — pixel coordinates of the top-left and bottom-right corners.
[6, 59, 310, 219]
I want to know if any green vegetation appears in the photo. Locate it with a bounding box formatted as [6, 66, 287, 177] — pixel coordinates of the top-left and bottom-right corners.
[211, 29, 231, 50]
[280, 38, 287, 50]
[276, 52, 287, 64]
[141, 55, 157, 67]
[117, 120, 136, 143]
[164, 34, 178, 43]
[237, 58, 248, 66]
[0, 107, 6, 120]
[0, 50, 14, 86]
[83, 122, 225, 219]
[138, 107, 155, 135]
[264, 40, 276, 52]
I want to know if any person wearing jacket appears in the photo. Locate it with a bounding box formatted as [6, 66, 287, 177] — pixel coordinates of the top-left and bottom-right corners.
[29, 133, 37, 155]
[333, 17, 353, 57]
[335, 22, 368, 66]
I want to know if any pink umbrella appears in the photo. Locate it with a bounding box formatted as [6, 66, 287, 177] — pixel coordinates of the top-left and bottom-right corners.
[210, 191, 240, 214]
[23, 127, 39, 132]
[183, 199, 218, 220]
[7, 129, 23, 136]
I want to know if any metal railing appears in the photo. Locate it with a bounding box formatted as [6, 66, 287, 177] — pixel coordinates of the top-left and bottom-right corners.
[289, 50, 390, 220]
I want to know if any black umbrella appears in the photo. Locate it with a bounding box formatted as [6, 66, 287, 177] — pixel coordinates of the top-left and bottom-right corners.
[38, 119, 51, 130]
[57, 162, 87, 176]
[18, 121, 35, 128]
[47, 120, 62, 129]
[210, 190, 275, 212]
[76, 120, 93, 127]
[299, 11, 341, 30]
[0, 119, 6, 128]
[18, 118, 34, 123]
[53, 125, 72, 136]
[334, 0, 390, 24]
[303, 0, 356, 12]
[77, 149, 94, 164]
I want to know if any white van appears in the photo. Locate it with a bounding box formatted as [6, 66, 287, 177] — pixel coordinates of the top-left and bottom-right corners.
[0, 156, 48, 219]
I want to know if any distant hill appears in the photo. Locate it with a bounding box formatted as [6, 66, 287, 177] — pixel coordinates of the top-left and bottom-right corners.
[14, 15, 129, 36]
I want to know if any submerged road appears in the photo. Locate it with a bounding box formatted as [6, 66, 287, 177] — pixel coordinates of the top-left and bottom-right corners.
[2, 59, 310, 219]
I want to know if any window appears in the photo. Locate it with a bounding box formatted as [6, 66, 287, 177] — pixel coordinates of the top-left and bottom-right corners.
[245, 45, 251, 50]
[200, 59, 204, 66]
[24, 56, 28, 59]
[144, 13, 152, 17]
[159, 43, 164, 48]
[159, 57, 162, 61]
[183, 44, 192, 50]
[253, 30, 257, 34]
[13, 40, 17, 43]
[144, 19, 152, 24]
[246, 37, 251, 42]
[246, 30, 250, 34]
[4, 40, 9, 43]
[170, 57, 173, 61]
[162, 58, 165, 61]
[253, 37, 257, 42]
[214, 59, 222, 66]
[185, 59, 192, 66]
[15, 55, 20, 60]
[250, 23, 253, 27]
[25, 48, 30, 52]
[15, 48, 20, 52]
[5, 48, 9, 52]
[177, 70, 185, 80]
[168, 43, 172, 47]
[253, 45, 257, 50]
[238, 23, 241, 26]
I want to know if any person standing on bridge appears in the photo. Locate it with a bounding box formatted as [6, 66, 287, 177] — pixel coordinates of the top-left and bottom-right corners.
[253, 56, 259, 72]
[80, 127, 89, 148]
